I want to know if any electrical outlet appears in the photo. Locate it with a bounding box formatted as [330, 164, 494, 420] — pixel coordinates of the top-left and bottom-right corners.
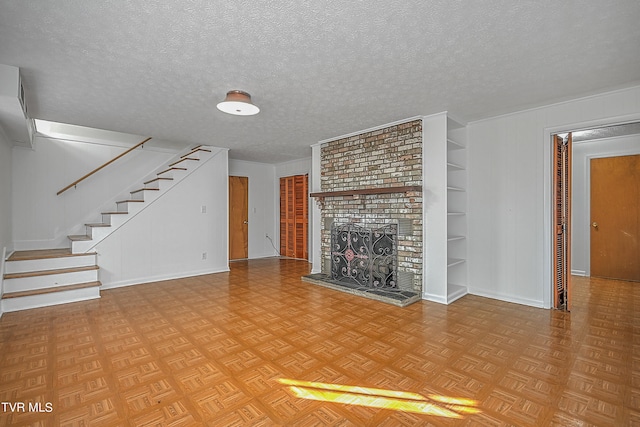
[202, 252, 207, 260]
[201, 205, 206, 213]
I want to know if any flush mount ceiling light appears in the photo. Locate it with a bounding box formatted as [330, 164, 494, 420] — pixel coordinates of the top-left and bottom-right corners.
[216, 90, 260, 116]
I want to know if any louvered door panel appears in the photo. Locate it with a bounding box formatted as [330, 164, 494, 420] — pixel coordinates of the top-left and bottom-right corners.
[280, 175, 308, 259]
[553, 133, 572, 311]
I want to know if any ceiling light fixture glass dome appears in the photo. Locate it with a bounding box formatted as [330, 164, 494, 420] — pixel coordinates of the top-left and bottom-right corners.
[216, 90, 260, 116]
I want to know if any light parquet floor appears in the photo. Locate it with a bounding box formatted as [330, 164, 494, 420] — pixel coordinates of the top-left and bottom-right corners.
[0, 258, 638, 426]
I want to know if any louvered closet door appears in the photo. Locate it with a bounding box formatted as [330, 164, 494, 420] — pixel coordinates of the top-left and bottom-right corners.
[280, 175, 308, 259]
[553, 133, 572, 311]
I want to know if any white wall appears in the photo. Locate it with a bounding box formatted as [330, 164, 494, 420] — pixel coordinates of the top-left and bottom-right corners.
[12, 136, 176, 249]
[275, 158, 311, 179]
[229, 159, 278, 259]
[97, 150, 229, 288]
[0, 128, 12, 310]
[572, 133, 640, 276]
[467, 85, 640, 308]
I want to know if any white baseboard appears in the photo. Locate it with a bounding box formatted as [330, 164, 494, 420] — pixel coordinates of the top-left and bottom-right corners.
[100, 267, 230, 290]
[421, 292, 448, 305]
[571, 270, 588, 276]
[467, 287, 545, 309]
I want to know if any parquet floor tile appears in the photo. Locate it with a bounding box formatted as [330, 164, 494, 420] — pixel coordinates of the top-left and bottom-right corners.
[1, 259, 638, 425]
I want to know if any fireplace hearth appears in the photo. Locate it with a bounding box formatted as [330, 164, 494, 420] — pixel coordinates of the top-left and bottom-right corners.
[303, 222, 420, 307]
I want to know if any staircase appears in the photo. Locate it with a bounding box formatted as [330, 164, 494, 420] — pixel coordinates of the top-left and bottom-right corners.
[1, 145, 214, 313]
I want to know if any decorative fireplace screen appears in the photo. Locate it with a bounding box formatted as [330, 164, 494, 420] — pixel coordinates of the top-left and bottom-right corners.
[330, 223, 398, 288]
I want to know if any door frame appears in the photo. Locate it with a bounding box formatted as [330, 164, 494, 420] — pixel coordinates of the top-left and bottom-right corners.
[543, 113, 640, 309]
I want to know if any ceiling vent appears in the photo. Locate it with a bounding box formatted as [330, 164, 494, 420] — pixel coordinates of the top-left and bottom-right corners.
[0, 64, 34, 148]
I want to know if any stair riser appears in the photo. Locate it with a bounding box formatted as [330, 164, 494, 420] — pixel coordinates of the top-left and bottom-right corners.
[181, 150, 208, 160]
[5, 254, 96, 275]
[71, 240, 96, 254]
[86, 226, 111, 241]
[144, 179, 174, 191]
[1, 286, 100, 313]
[4, 270, 99, 293]
[116, 201, 143, 213]
[156, 168, 188, 180]
[129, 189, 161, 202]
[100, 213, 129, 228]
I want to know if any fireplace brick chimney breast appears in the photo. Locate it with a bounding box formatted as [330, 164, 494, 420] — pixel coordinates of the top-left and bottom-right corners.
[319, 119, 423, 294]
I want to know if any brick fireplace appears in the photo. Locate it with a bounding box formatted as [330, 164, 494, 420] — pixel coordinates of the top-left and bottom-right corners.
[304, 119, 423, 306]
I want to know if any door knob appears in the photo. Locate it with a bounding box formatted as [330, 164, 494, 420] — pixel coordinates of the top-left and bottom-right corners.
[592, 222, 598, 228]
[244, 220, 248, 224]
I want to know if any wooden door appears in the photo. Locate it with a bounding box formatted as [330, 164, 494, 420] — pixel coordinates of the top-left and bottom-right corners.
[280, 175, 308, 259]
[229, 176, 249, 260]
[553, 133, 572, 310]
[590, 154, 640, 281]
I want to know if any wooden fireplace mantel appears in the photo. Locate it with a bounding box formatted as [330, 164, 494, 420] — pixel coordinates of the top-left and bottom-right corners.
[310, 185, 422, 199]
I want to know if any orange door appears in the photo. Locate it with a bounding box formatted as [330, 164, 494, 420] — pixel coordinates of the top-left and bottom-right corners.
[229, 176, 249, 260]
[553, 133, 572, 310]
[590, 154, 640, 281]
[280, 175, 308, 259]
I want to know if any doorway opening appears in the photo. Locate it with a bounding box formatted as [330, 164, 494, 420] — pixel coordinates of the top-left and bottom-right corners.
[551, 121, 640, 310]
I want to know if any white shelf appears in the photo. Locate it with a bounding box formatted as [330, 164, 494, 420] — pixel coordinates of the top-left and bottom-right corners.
[447, 211, 465, 216]
[447, 138, 465, 151]
[447, 185, 465, 192]
[447, 258, 465, 268]
[447, 284, 467, 303]
[447, 162, 465, 171]
[447, 235, 465, 241]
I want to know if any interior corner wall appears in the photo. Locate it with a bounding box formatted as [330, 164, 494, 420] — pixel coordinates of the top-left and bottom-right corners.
[467, 85, 640, 308]
[96, 151, 229, 288]
[0, 130, 13, 307]
[571, 133, 640, 276]
[228, 159, 278, 259]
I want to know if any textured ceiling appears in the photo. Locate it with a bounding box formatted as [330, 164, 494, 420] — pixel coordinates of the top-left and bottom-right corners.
[1, 1, 639, 163]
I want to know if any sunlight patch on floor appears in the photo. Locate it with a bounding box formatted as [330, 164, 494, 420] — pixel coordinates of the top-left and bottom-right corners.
[279, 378, 481, 418]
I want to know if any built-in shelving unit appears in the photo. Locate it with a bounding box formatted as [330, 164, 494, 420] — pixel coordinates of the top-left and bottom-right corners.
[446, 117, 468, 303]
[422, 112, 468, 304]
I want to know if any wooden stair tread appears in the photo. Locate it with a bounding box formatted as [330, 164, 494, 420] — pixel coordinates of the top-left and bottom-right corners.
[4, 265, 99, 280]
[168, 157, 199, 167]
[181, 148, 211, 158]
[7, 249, 97, 262]
[2, 281, 101, 299]
[68, 235, 92, 241]
[86, 223, 110, 227]
[116, 199, 144, 204]
[144, 177, 173, 184]
[130, 188, 159, 194]
[157, 167, 187, 175]
[102, 211, 128, 215]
